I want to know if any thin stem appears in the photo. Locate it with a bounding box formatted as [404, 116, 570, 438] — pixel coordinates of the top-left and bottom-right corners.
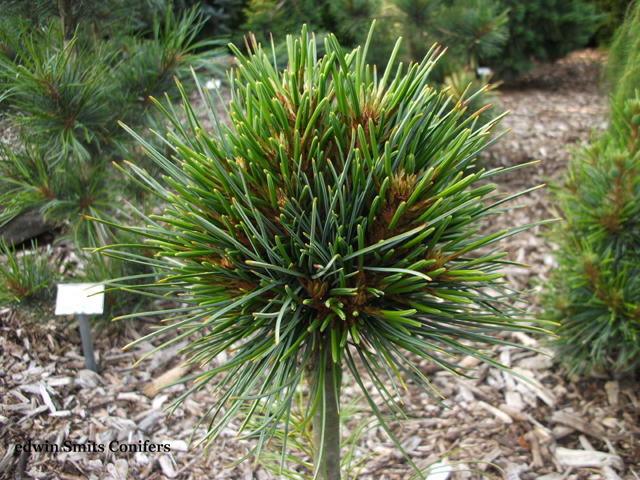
[309, 346, 341, 480]
[58, 0, 75, 41]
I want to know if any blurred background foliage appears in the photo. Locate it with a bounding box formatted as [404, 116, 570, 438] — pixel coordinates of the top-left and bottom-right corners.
[0, 0, 225, 317]
[488, 0, 600, 78]
[587, 0, 634, 45]
[232, 0, 606, 77]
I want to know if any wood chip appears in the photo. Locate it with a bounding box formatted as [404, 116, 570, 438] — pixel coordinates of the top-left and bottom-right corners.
[622, 388, 639, 409]
[512, 367, 556, 407]
[49, 410, 71, 417]
[147, 340, 188, 373]
[551, 425, 577, 442]
[513, 332, 538, 348]
[601, 465, 622, 480]
[10, 389, 29, 403]
[74, 369, 104, 389]
[142, 365, 186, 398]
[517, 354, 553, 371]
[526, 431, 544, 469]
[499, 460, 530, 480]
[17, 404, 48, 423]
[453, 378, 495, 402]
[479, 447, 503, 472]
[579, 435, 595, 451]
[425, 462, 453, 480]
[478, 401, 513, 424]
[166, 439, 188, 452]
[1, 403, 31, 412]
[46, 377, 72, 387]
[158, 455, 177, 478]
[401, 435, 422, 454]
[522, 412, 554, 440]
[603, 437, 617, 455]
[505, 391, 524, 413]
[500, 349, 513, 368]
[604, 381, 619, 406]
[138, 410, 166, 432]
[458, 355, 482, 369]
[106, 459, 128, 480]
[0, 444, 15, 475]
[456, 385, 475, 403]
[39, 382, 56, 413]
[535, 474, 563, 480]
[116, 392, 149, 403]
[499, 404, 526, 422]
[550, 411, 605, 439]
[553, 447, 624, 471]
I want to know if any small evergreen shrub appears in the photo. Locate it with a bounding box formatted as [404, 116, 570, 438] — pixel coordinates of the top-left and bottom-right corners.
[235, 0, 599, 80]
[96, 27, 550, 476]
[328, 0, 382, 46]
[0, 0, 167, 39]
[541, 1, 640, 377]
[0, 240, 58, 307]
[489, 0, 600, 77]
[385, 0, 509, 73]
[541, 106, 640, 376]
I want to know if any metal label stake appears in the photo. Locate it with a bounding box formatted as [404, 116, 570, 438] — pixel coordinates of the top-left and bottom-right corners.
[77, 313, 97, 372]
[55, 284, 105, 372]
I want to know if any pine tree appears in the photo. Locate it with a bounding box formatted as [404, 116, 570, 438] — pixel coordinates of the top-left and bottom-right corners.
[389, 0, 508, 70]
[94, 26, 551, 477]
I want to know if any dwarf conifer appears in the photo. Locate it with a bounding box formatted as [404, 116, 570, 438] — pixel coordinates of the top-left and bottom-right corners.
[94, 26, 552, 478]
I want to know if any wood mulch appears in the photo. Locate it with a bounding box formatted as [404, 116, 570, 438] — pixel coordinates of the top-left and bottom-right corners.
[2, 50, 638, 480]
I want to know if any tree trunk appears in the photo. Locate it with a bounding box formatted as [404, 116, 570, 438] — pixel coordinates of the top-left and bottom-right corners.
[310, 348, 341, 480]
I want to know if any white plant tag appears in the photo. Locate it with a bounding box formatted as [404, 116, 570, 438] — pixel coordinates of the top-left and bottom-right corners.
[54, 283, 105, 315]
[205, 78, 222, 90]
[426, 462, 453, 480]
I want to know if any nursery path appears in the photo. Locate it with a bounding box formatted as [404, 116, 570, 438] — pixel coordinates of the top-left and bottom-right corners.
[2, 50, 638, 480]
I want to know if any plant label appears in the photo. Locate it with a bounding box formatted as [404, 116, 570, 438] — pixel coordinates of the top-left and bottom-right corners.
[54, 283, 105, 315]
